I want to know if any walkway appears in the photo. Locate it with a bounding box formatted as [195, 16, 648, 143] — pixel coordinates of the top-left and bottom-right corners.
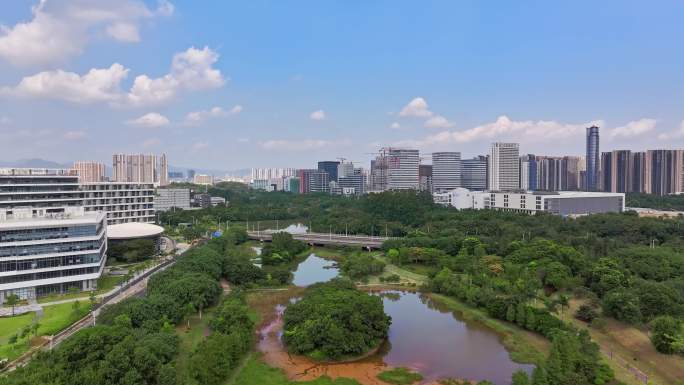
[247, 231, 392, 249]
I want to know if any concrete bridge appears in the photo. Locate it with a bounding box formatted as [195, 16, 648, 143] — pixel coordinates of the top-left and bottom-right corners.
[247, 231, 392, 249]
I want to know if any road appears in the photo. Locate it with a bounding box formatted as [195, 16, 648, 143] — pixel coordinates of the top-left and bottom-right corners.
[247, 231, 392, 249]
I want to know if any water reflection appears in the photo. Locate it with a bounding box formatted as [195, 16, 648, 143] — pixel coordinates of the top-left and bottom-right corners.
[291, 254, 339, 286]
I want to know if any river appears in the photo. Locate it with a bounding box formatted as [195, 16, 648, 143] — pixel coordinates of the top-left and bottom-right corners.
[255, 254, 533, 384]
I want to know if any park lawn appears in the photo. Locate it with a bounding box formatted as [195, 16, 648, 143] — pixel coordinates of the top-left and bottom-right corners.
[0, 312, 34, 344]
[228, 353, 360, 385]
[376, 367, 423, 385]
[37, 302, 92, 336]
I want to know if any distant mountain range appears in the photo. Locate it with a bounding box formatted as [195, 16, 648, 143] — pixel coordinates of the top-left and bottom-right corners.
[0, 158, 251, 177]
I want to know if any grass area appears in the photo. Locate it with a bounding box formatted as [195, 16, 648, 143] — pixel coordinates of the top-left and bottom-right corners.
[174, 308, 215, 383]
[37, 274, 124, 303]
[38, 301, 92, 336]
[366, 256, 429, 286]
[376, 367, 423, 385]
[430, 293, 549, 365]
[556, 298, 684, 385]
[0, 301, 92, 361]
[228, 352, 360, 385]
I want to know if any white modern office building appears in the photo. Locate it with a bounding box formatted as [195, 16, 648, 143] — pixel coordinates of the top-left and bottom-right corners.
[432, 152, 462, 192]
[81, 182, 155, 224]
[433, 187, 625, 216]
[489, 143, 520, 191]
[388, 148, 420, 190]
[0, 169, 108, 303]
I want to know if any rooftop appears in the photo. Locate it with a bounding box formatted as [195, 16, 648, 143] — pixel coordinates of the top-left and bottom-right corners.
[107, 222, 164, 239]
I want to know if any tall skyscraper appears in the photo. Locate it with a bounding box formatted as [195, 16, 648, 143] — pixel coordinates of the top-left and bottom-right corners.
[585, 125, 600, 191]
[158, 153, 169, 186]
[488, 143, 520, 191]
[387, 148, 420, 190]
[297, 169, 330, 193]
[72, 161, 105, 182]
[519, 154, 537, 190]
[644, 149, 684, 195]
[318, 161, 340, 182]
[419, 165, 433, 192]
[461, 156, 488, 190]
[432, 152, 462, 192]
[560, 156, 581, 191]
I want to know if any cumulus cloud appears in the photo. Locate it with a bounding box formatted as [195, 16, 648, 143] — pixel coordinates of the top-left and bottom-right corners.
[2, 46, 225, 107]
[0, 0, 174, 66]
[309, 109, 326, 121]
[608, 118, 657, 138]
[3, 63, 129, 103]
[127, 112, 169, 127]
[184, 104, 242, 124]
[399, 97, 433, 118]
[657, 120, 684, 140]
[260, 139, 335, 151]
[396, 115, 603, 148]
[390, 122, 400, 129]
[424, 115, 454, 129]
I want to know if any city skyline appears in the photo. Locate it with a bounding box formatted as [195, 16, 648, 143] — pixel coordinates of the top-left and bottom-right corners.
[1, 1, 684, 169]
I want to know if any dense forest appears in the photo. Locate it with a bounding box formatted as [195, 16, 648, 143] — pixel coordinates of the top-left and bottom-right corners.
[626, 192, 684, 211]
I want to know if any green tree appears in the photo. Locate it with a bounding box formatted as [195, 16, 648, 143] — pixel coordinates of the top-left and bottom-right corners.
[5, 293, 19, 316]
[511, 370, 530, 385]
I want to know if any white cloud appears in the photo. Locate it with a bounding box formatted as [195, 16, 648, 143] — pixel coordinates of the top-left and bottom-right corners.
[106, 22, 140, 42]
[396, 115, 603, 149]
[399, 97, 433, 118]
[127, 112, 169, 127]
[0, 116, 11, 125]
[390, 122, 400, 129]
[309, 109, 326, 121]
[63, 130, 86, 140]
[0, 0, 174, 67]
[184, 104, 242, 124]
[424, 115, 454, 129]
[125, 46, 225, 106]
[260, 139, 334, 151]
[2, 46, 225, 107]
[657, 120, 684, 140]
[3, 63, 128, 103]
[609, 118, 657, 138]
[191, 141, 209, 151]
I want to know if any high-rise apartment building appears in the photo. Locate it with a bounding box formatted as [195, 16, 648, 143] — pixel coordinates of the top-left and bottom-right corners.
[250, 168, 297, 181]
[537, 156, 562, 191]
[388, 148, 419, 190]
[338, 162, 355, 179]
[488, 143, 520, 191]
[644, 149, 684, 195]
[461, 156, 488, 191]
[158, 153, 169, 187]
[112, 153, 168, 186]
[72, 161, 105, 183]
[432, 152, 462, 192]
[561, 156, 581, 191]
[193, 174, 214, 186]
[318, 161, 340, 182]
[585, 126, 600, 191]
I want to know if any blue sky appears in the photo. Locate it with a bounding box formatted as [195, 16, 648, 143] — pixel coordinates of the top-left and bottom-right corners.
[1, 0, 683, 170]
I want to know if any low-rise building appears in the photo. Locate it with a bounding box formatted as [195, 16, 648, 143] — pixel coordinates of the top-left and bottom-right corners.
[434, 188, 624, 216]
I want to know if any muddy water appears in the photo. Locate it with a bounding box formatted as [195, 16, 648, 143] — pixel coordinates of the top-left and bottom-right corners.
[258, 290, 533, 385]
